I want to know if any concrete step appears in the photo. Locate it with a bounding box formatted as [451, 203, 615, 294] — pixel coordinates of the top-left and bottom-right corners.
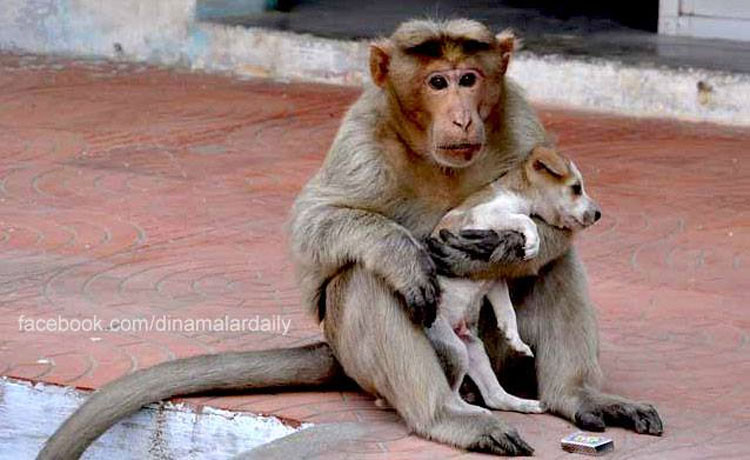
[0, 378, 303, 459]
[198, 0, 750, 75]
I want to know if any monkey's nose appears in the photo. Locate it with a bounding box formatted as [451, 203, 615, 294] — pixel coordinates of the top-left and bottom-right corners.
[451, 111, 472, 132]
[452, 118, 472, 132]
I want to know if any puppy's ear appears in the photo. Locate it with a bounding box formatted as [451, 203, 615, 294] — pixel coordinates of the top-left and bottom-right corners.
[495, 29, 520, 74]
[369, 41, 392, 88]
[528, 145, 568, 179]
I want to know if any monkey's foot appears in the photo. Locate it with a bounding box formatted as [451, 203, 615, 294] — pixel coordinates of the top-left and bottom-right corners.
[575, 399, 663, 436]
[469, 422, 535, 456]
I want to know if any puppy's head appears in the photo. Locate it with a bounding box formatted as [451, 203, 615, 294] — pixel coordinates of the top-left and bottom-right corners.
[525, 145, 601, 230]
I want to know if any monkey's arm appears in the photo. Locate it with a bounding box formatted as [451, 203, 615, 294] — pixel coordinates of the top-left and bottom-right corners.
[292, 203, 439, 326]
[428, 218, 572, 279]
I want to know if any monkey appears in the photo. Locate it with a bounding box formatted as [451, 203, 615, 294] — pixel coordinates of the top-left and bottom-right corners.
[426, 144, 602, 416]
[38, 19, 662, 459]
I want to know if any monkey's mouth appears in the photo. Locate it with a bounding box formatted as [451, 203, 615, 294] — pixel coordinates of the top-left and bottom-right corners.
[437, 143, 483, 161]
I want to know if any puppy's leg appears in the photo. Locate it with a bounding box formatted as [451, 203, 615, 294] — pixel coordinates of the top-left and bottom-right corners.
[444, 392, 492, 416]
[486, 281, 534, 358]
[426, 316, 469, 393]
[464, 333, 544, 414]
[513, 250, 663, 435]
[427, 316, 490, 416]
[324, 266, 534, 455]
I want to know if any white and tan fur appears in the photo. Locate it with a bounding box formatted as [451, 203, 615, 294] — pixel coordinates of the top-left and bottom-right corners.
[429, 145, 601, 414]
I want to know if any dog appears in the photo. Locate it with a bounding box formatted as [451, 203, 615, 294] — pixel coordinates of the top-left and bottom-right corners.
[428, 144, 602, 414]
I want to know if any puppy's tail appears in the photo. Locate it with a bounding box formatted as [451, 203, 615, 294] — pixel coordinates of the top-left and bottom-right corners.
[37, 342, 343, 460]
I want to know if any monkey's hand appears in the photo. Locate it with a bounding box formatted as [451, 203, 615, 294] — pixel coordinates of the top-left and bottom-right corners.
[390, 243, 440, 327]
[427, 229, 526, 278]
[428, 217, 573, 279]
[291, 202, 440, 327]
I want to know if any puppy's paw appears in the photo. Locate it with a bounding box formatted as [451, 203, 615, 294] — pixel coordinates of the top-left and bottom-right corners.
[486, 393, 545, 414]
[506, 337, 534, 358]
[522, 232, 539, 260]
[519, 223, 540, 260]
[521, 400, 545, 414]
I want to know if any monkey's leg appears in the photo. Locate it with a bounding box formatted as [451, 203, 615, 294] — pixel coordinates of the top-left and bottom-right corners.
[463, 333, 544, 414]
[324, 266, 533, 456]
[513, 250, 664, 436]
[486, 281, 533, 357]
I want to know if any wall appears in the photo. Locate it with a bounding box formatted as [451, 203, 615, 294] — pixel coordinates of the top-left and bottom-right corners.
[0, 1, 196, 64]
[660, 0, 750, 42]
[0, 0, 366, 84]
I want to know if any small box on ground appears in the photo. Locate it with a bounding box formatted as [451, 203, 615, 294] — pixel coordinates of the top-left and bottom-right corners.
[561, 432, 614, 456]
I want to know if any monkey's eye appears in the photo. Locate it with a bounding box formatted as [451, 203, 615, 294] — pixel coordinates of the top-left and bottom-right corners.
[459, 72, 477, 88]
[428, 75, 449, 90]
[571, 183, 582, 196]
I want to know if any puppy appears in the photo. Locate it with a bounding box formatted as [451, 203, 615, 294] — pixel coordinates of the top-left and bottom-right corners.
[428, 145, 602, 414]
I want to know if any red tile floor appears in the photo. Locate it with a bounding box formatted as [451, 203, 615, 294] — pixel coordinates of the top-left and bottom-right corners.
[0, 53, 748, 459]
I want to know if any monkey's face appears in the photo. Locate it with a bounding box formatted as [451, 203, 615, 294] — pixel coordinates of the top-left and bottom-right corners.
[526, 147, 602, 230]
[381, 52, 506, 169]
[369, 20, 515, 170]
[419, 65, 492, 168]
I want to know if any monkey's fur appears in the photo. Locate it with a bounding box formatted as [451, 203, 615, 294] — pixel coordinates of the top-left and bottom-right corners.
[38, 19, 662, 459]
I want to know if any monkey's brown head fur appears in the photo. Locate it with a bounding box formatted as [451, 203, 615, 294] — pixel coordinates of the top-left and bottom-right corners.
[370, 19, 517, 169]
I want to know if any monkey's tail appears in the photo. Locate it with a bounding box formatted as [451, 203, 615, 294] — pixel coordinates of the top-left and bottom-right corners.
[37, 342, 343, 460]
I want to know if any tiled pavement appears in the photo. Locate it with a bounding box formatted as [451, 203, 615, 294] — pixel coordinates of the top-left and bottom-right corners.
[0, 53, 748, 459]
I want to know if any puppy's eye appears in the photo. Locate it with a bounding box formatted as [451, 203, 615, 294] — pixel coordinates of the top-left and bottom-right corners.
[571, 183, 582, 196]
[428, 75, 448, 90]
[459, 73, 477, 87]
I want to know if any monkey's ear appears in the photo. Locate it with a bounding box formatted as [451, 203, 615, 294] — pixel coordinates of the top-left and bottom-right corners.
[369, 42, 391, 88]
[528, 145, 568, 179]
[495, 29, 519, 74]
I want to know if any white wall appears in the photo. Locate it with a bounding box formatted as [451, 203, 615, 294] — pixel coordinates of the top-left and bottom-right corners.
[660, 0, 750, 42]
[0, 0, 367, 84]
[0, 0, 196, 63]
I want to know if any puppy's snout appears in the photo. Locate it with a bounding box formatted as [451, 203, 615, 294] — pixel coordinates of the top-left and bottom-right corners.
[583, 205, 602, 226]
